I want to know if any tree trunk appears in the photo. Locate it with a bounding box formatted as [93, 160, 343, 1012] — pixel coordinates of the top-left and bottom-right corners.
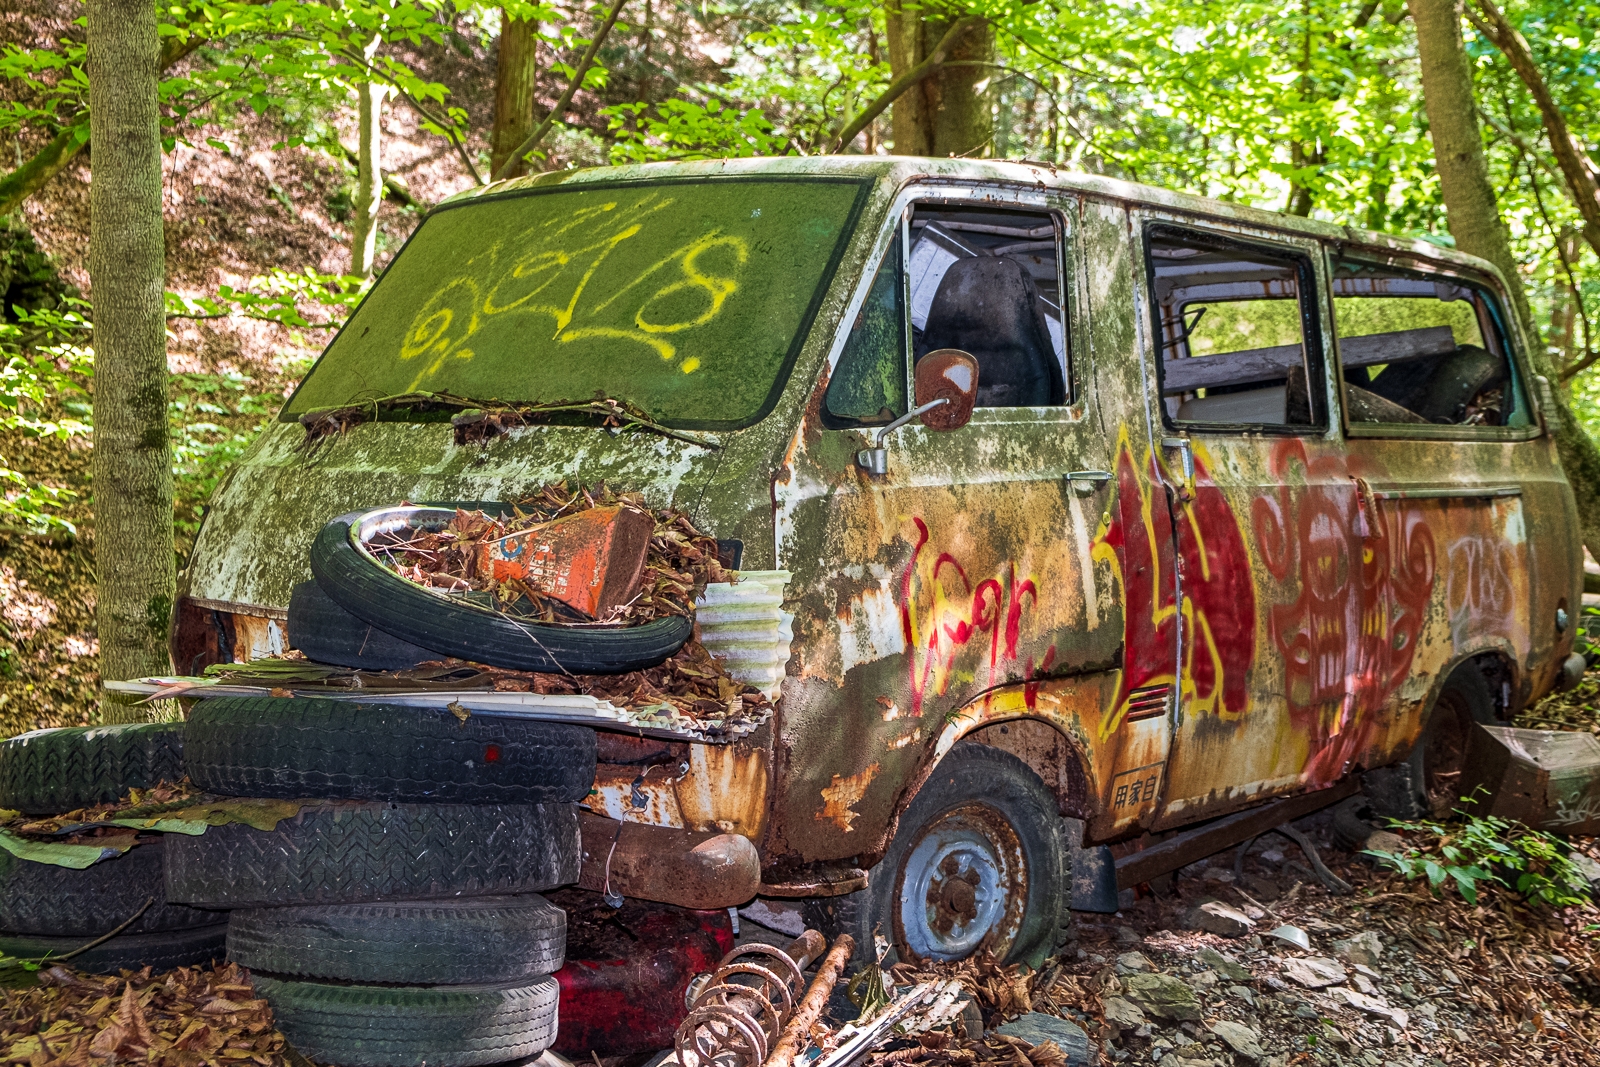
[350, 80, 384, 277]
[1412, 0, 1600, 566]
[491, 12, 539, 180]
[884, 3, 991, 157]
[87, 0, 174, 722]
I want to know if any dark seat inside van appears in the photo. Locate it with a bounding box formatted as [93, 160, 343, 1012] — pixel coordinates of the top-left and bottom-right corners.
[921, 257, 1065, 408]
[1346, 344, 1505, 424]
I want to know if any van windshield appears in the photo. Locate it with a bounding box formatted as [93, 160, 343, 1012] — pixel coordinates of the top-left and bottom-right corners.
[282, 177, 870, 430]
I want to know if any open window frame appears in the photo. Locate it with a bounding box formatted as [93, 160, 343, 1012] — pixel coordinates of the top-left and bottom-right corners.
[1144, 221, 1330, 437]
[819, 180, 1084, 432]
[1328, 243, 1542, 443]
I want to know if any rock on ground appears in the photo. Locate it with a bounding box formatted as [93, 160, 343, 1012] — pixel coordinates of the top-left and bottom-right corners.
[1120, 973, 1202, 1022]
[994, 1011, 1092, 1065]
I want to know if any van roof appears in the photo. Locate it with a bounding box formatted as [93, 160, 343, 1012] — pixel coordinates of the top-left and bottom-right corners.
[445, 155, 1504, 286]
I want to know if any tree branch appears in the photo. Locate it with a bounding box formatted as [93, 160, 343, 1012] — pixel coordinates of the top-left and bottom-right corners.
[331, 43, 484, 186]
[1517, 148, 1598, 379]
[0, 28, 212, 217]
[828, 16, 985, 155]
[490, 0, 630, 182]
[1467, 0, 1600, 259]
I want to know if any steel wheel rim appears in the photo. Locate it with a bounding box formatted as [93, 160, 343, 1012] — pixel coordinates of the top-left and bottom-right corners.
[895, 802, 1027, 962]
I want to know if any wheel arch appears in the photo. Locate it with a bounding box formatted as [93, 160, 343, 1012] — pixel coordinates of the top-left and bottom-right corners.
[918, 689, 1100, 825]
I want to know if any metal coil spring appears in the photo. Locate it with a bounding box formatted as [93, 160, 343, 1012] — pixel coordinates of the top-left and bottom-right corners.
[675, 932, 823, 1067]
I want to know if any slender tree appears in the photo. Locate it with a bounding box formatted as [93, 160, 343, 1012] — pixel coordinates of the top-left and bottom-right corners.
[491, 11, 540, 180]
[1411, 0, 1600, 566]
[884, 2, 993, 157]
[350, 36, 386, 278]
[87, 0, 175, 720]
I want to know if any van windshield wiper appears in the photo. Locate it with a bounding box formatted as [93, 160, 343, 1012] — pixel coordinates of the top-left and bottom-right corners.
[298, 391, 721, 451]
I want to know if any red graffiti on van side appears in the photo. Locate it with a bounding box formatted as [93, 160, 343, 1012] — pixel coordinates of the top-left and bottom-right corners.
[900, 517, 1056, 718]
[1251, 440, 1435, 783]
[1093, 437, 1256, 739]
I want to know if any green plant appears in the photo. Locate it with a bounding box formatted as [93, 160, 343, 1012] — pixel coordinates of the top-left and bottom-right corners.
[1366, 807, 1593, 908]
[0, 301, 94, 535]
[169, 371, 280, 554]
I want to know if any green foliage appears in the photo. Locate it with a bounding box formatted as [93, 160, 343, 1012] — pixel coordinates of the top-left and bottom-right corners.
[0, 1, 479, 162]
[165, 269, 370, 333]
[0, 268, 358, 542]
[603, 96, 781, 162]
[0, 302, 93, 536]
[1366, 809, 1593, 908]
[169, 371, 277, 554]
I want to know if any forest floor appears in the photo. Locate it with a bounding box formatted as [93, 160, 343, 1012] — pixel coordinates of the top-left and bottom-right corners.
[1, 809, 1596, 1067]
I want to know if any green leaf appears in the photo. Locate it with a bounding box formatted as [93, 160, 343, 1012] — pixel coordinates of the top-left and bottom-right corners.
[0, 829, 133, 869]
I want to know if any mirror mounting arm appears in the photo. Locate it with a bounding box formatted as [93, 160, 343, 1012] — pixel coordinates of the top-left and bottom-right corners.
[855, 398, 950, 475]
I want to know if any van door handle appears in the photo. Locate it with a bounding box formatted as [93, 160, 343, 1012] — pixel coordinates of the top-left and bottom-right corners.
[1065, 470, 1113, 495]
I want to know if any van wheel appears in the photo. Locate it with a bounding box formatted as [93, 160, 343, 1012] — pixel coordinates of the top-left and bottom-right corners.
[1369, 662, 1497, 820]
[812, 744, 1065, 968]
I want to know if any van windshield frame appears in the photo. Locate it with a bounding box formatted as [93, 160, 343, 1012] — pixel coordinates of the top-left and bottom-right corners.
[279, 175, 872, 431]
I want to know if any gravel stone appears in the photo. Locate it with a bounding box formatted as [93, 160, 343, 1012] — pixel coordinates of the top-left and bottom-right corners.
[1122, 973, 1203, 1022]
[1332, 931, 1384, 968]
[1280, 956, 1347, 988]
[1189, 901, 1256, 938]
[1197, 945, 1253, 981]
[1208, 1019, 1264, 1062]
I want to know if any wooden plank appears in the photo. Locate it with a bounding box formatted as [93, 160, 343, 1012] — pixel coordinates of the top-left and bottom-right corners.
[1162, 343, 1301, 395]
[1340, 325, 1456, 368]
[1114, 779, 1360, 889]
[1160, 326, 1457, 396]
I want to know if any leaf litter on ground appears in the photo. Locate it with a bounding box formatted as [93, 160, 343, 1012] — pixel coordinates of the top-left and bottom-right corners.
[0, 961, 285, 1066]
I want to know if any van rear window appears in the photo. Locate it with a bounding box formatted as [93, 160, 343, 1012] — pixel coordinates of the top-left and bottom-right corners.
[282, 177, 869, 430]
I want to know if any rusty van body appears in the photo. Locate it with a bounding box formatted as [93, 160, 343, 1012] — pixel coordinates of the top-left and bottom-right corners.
[175, 157, 1583, 965]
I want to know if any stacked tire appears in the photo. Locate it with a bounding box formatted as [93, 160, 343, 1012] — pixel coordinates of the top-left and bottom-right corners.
[172, 695, 595, 1067]
[0, 722, 228, 973]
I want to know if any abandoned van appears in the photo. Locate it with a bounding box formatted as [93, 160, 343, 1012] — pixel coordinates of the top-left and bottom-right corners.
[173, 157, 1583, 975]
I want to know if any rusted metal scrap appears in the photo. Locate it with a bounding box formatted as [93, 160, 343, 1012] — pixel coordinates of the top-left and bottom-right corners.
[479, 504, 655, 619]
[576, 810, 761, 910]
[1115, 781, 1359, 889]
[764, 935, 856, 1067]
[553, 892, 735, 1058]
[816, 981, 970, 1067]
[365, 483, 731, 624]
[676, 932, 827, 1067]
[1461, 724, 1600, 833]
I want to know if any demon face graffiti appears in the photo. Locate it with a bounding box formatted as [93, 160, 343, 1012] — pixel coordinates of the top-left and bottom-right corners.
[1251, 439, 1435, 781]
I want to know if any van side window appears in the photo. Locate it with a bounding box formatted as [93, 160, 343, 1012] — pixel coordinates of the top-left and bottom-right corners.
[1150, 228, 1324, 430]
[825, 232, 907, 427]
[1331, 258, 1528, 428]
[908, 206, 1067, 408]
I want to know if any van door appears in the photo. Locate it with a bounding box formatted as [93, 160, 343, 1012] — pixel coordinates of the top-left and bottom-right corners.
[1136, 217, 1353, 827]
[773, 183, 1130, 864]
[1328, 250, 1575, 747]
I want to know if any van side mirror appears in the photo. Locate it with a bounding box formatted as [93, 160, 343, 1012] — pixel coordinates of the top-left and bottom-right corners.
[915, 349, 979, 431]
[855, 349, 980, 475]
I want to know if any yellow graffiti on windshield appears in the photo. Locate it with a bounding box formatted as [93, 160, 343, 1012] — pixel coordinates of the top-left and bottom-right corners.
[399, 191, 747, 390]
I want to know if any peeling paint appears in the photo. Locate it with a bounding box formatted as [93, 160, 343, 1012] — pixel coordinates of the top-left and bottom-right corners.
[816, 762, 881, 833]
